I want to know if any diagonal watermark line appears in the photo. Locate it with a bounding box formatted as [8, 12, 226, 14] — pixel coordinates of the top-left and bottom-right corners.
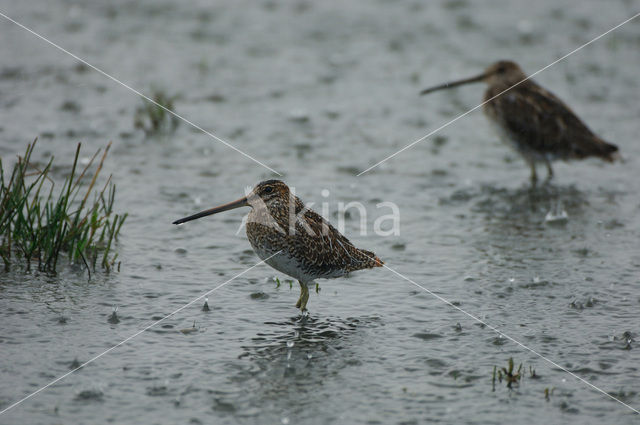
[381, 262, 640, 415]
[357, 11, 640, 176]
[0, 11, 282, 176]
[0, 251, 281, 417]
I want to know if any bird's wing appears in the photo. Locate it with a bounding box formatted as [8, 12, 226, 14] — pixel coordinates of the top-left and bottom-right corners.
[290, 207, 379, 277]
[490, 82, 614, 159]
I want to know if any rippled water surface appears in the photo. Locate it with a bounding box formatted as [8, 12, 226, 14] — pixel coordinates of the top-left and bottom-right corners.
[1, 0, 640, 424]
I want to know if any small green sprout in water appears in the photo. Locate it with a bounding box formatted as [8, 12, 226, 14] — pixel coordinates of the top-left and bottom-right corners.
[274, 278, 295, 290]
[0, 139, 127, 274]
[544, 387, 555, 401]
[133, 88, 180, 135]
[492, 365, 497, 391]
[315, 283, 320, 293]
[495, 357, 522, 388]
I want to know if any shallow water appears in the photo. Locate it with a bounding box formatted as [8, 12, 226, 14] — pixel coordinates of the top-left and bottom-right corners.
[1, 0, 640, 424]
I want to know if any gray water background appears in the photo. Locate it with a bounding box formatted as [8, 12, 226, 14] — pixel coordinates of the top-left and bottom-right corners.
[1, 0, 640, 424]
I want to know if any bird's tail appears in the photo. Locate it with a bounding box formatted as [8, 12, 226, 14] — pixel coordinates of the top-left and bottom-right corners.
[360, 249, 384, 268]
[597, 138, 620, 162]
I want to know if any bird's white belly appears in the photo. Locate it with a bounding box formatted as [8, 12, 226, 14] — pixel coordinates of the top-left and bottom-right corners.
[251, 245, 315, 283]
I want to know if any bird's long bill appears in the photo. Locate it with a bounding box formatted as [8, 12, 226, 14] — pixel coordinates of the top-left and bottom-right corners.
[172, 196, 249, 225]
[420, 72, 486, 95]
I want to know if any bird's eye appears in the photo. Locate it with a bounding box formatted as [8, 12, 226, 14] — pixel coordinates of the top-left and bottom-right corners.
[264, 186, 273, 194]
[497, 66, 506, 74]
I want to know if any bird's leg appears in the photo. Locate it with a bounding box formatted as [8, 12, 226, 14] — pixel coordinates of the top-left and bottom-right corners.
[528, 160, 538, 185]
[295, 281, 303, 309]
[301, 283, 309, 312]
[295, 281, 310, 312]
[544, 158, 554, 181]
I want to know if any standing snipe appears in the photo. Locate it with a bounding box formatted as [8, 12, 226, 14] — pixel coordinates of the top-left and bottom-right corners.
[420, 60, 619, 182]
[173, 180, 383, 313]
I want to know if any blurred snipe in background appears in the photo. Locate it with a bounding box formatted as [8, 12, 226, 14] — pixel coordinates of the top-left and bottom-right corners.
[421, 60, 619, 182]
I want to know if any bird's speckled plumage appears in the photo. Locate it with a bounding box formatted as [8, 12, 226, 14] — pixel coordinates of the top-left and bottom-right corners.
[246, 180, 382, 280]
[421, 60, 619, 181]
[173, 180, 383, 312]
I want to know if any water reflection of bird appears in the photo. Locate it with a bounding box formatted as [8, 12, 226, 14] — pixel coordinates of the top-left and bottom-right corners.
[420, 60, 619, 182]
[173, 180, 383, 313]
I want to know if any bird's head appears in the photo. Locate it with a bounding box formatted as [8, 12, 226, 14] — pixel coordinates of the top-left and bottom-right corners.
[248, 180, 291, 207]
[482, 60, 526, 86]
[420, 60, 527, 95]
[172, 180, 291, 225]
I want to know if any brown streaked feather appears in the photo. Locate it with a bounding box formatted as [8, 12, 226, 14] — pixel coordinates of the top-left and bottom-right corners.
[297, 207, 383, 274]
[484, 79, 618, 161]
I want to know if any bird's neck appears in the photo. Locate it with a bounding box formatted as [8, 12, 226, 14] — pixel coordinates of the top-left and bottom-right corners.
[248, 196, 307, 235]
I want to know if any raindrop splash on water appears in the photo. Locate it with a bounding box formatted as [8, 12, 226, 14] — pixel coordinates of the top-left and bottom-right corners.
[544, 200, 569, 225]
[286, 340, 294, 365]
[108, 305, 120, 324]
[202, 297, 210, 312]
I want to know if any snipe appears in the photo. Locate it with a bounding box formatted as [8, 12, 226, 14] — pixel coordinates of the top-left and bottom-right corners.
[420, 60, 619, 182]
[173, 180, 383, 313]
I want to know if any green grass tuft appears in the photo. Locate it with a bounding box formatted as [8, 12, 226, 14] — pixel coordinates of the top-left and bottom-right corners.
[0, 139, 127, 275]
[133, 88, 180, 135]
